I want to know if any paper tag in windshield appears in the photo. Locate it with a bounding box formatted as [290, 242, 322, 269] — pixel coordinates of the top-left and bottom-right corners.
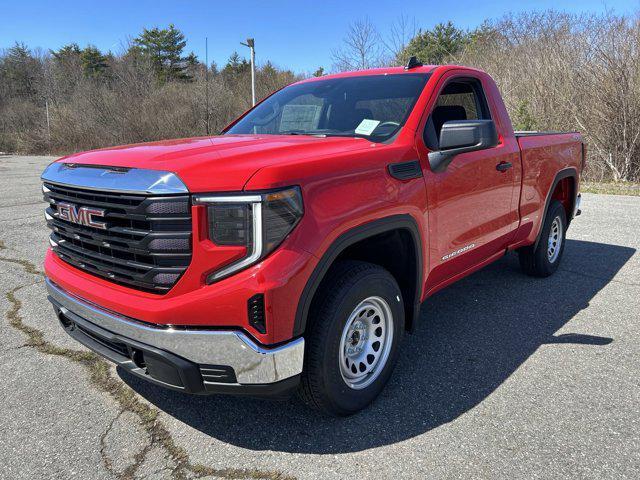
[354, 119, 380, 136]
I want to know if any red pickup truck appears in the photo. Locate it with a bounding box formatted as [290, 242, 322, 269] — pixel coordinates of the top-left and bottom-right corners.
[42, 63, 584, 415]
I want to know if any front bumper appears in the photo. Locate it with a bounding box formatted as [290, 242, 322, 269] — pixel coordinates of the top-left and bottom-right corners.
[46, 278, 304, 396]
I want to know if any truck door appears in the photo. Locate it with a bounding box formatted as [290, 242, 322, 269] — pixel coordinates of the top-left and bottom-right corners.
[417, 75, 520, 290]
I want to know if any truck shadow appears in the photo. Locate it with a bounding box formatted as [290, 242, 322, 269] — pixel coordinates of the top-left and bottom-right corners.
[119, 239, 635, 454]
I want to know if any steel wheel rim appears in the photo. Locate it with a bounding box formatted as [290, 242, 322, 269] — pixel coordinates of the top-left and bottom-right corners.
[339, 296, 394, 390]
[547, 216, 563, 263]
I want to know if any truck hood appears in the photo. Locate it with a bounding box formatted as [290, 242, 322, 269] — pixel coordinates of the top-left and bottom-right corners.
[56, 134, 373, 192]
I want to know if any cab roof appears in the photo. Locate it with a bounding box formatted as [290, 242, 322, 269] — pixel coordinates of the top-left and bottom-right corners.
[296, 65, 438, 84]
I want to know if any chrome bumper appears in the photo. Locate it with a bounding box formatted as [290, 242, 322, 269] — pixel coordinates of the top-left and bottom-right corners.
[45, 278, 304, 388]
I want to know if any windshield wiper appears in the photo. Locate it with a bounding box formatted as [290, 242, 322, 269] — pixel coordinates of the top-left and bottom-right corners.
[280, 130, 327, 137]
[320, 133, 369, 139]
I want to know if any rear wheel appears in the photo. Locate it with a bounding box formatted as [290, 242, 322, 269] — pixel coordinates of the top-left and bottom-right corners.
[298, 261, 404, 416]
[518, 200, 567, 277]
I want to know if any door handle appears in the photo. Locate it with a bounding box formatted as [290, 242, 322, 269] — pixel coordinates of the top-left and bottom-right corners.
[496, 161, 512, 172]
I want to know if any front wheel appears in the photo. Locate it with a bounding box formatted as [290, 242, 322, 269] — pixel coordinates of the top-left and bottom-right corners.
[518, 200, 568, 277]
[298, 261, 404, 416]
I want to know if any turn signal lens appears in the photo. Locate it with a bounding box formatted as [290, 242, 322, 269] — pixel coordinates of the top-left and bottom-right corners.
[263, 188, 304, 253]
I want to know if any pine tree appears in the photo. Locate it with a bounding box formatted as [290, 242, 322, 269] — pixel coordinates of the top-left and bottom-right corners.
[513, 100, 538, 131]
[132, 24, 190, 82]
[399, 21, 469, 65]
[222, 52, 250, 76]
[184, 51, 200, 78]
[1, 42, 39, 97]
[80, 45, 109, 78]
[52, 43, 81, 62]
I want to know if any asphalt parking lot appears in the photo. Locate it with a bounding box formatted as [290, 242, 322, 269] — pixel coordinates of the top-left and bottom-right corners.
[1, 154, 638, 479]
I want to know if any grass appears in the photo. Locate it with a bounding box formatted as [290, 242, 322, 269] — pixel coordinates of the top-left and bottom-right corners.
[582, 181, 640, 196]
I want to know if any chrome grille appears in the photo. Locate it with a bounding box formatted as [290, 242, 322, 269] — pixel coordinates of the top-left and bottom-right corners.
[43, 182, 192, 293]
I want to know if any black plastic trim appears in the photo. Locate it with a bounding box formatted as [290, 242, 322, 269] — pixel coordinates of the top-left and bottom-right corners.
[56, 305, 205, 393]
[428, 119, 499, 173]
[293, 214, 423, 337]
[404, 56, 423, 69]
[248, 293, 266, 334]
[532, 167, 578, 251]
[54, 304, 300, 397]
[388, 160, 423, 180]
[201, 375, 300, 398]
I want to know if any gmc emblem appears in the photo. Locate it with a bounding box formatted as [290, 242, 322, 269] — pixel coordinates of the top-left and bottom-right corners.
[57, 202, 107, 230]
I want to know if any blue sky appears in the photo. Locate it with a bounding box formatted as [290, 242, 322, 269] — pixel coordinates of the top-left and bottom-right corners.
[1, 0, 638, 73]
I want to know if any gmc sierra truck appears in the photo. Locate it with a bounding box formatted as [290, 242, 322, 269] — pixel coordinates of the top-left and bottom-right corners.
[42, 63, 584, 416]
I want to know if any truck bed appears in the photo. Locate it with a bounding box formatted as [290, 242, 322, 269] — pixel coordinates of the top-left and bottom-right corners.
[513, 131, 584, 248]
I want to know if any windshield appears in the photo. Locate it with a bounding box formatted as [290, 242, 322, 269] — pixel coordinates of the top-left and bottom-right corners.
[224, 74, 430, 142]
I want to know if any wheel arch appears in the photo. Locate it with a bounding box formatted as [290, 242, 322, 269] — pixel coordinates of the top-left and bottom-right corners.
[293, 214, 424, 337]
[533, 167, 578, 251]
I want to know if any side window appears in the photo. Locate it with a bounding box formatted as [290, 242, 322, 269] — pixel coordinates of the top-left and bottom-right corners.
[424, 79, 491, 150]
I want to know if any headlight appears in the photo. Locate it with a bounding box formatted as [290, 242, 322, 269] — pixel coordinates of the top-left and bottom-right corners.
[194, 186, 303, 283]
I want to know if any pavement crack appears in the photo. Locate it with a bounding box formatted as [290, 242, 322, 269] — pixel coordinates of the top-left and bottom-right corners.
[1, 245, 295, 480]
[100, 409, 125, 478]
[0, 255, 45, 276]
[139, 467, 173, 479]
[0, 241, 45, 277]
[121, 424, 155, 480]
[3, 344, 32, 352]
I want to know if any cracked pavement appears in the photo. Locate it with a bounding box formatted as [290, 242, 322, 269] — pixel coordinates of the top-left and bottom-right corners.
[1, 155, 639, 479]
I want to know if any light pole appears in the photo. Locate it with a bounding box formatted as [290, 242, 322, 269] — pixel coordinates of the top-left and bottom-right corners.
[205, 37, 210, 134]
[240, 38, 256, 106]
[45, 99, 51, 144]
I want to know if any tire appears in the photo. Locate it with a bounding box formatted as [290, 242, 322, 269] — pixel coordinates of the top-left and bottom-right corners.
[297, 260, 404, 416]
[518, 200, 567, 277]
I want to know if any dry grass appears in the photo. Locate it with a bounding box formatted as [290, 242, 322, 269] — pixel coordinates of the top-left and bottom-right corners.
[581, 182, 640, 196]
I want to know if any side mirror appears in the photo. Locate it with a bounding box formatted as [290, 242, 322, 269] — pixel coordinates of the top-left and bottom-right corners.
[428, 120, 499, 173]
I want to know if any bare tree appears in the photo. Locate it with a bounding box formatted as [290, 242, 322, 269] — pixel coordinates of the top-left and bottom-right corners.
[4, 14, 640, 182]
[383, 15, 418, 64]
[331, 18, 384, 71]
[458, 11, 640, 182]
[0, 33, 298, 154]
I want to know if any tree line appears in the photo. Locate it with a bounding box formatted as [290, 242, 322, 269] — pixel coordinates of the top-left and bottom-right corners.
[332, 11, 640, 182]
[0, 24, 296, 155]
[2, 12, 640, 182]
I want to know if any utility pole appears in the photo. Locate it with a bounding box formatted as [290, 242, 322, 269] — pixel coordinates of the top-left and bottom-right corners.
[240, 38, 256, 106]
[205, 37, 210, 135]
[45, 99, 51, 143]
